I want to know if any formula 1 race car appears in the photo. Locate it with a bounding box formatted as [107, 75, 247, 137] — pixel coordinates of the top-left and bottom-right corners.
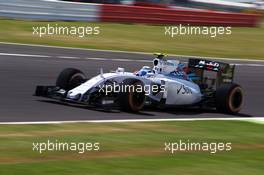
[35, 53, 243, 114]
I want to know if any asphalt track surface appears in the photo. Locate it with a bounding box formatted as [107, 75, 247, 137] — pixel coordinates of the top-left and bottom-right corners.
[0, 43, 263, 122]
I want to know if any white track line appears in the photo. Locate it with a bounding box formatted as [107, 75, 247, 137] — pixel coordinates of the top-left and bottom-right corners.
[0, 117, 263, 125]
[235, 63, 264, 67]
[1, 41, 264, 62]
[57, 56, 79, 59]
[1, 52, 264, 67]
[109, 58, 134, 62]
[0, 52, 50, 58]
[85, 57, 108, 61]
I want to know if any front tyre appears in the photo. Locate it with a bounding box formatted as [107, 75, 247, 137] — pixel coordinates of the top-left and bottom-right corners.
[56, 68, 86, 91]
[216, 83, 243, 114]
[119, 79, 145, 112]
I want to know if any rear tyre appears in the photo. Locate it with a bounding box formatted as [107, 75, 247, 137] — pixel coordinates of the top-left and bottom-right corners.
[56, 68, 86, 91]
[119, 79, 145, 112]
[216, 83, 243, 114]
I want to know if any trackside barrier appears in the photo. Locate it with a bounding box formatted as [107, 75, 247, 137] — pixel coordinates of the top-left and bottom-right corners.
[0, 0, 261, 27]
[0, 0, 100, 21]
[100, 4, 261, 27]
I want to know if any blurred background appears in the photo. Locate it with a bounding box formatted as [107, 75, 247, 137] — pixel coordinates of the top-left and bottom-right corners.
[0, 0, 263, 30]
[0, 1, 263, 175]
[62, 0, 264, 12]
[0, 0, 263, 58]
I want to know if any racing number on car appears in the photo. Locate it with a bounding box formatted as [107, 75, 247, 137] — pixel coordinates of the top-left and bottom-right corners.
[177, 85, 192, 95]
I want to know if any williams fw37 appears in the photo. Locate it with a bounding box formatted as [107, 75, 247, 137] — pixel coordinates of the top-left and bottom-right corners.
[35, 54, 244, 114]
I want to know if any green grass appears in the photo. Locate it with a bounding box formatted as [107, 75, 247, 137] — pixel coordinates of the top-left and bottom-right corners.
[0, 121, 263, 175]
[0, 19, 264, 59]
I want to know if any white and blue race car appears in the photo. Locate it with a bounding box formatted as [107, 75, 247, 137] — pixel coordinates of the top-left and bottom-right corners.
[35, 53, 243, 114]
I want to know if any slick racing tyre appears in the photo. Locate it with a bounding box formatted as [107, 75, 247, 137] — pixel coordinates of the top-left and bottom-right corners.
[56, 68, 86, 91]
[216, 83, 243, 114]
[119, 79, 146, 112]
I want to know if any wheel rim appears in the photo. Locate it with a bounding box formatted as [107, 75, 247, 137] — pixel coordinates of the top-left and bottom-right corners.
[128, 83, 145, 111]
[69, 73, 86, 89]
[132, 91, 145, 107]
[229, 87, 243, 112]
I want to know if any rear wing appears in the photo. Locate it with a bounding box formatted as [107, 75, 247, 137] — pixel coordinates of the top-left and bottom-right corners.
[188, 58, 235, 87]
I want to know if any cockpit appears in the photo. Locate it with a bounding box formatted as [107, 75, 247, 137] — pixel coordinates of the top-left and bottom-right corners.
[135, 53, 191, 81]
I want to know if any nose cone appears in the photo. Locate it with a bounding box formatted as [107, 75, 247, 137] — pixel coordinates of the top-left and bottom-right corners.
[67, 91, 81, 100]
